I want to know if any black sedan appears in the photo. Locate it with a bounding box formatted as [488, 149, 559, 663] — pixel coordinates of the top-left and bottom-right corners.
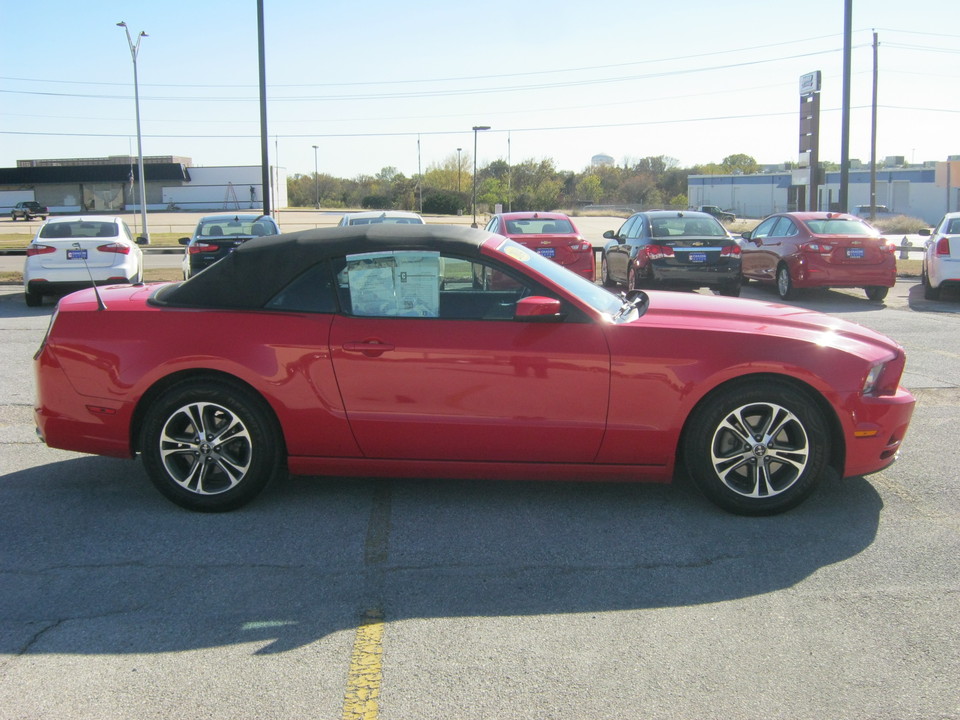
[600, 210, 742, 296]
[179, 214, 280, 279]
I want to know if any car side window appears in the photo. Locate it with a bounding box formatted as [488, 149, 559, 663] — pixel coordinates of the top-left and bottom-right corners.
[618, 215, 641, 239]
[484, 217, 499, 233]
[770, 217, 798, 237]
[332, 250, 573, 322]
[264, 263, 338, 313]
[752, 216, 779, 240]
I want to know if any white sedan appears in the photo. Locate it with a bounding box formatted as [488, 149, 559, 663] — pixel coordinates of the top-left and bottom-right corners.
[23, 216, 145, 307]
[920, 212, 960, 300]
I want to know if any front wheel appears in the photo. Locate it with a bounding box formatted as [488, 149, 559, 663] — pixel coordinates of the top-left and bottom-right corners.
[140, 380, 282, 512]
[684, 381, 830, 515]
[864, 286, 888, 302]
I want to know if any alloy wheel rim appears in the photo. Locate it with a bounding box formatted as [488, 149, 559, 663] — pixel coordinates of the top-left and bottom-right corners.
[158, 401, 253, 495]
[709, 401, 809, 498]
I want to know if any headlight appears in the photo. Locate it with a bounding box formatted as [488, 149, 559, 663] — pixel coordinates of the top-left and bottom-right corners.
[862, 363, 885, 395]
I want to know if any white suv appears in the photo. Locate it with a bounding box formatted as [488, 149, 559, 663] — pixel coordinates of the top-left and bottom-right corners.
[920, 212, 960, 301]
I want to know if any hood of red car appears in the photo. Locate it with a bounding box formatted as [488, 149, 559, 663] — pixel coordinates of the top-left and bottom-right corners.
[632, 290, 901, 359]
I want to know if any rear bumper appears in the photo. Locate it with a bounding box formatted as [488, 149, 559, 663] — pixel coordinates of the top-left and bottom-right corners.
[793, 257, 896, 288]
[649, 263, 741, 288]
[26, 277, 139, 296]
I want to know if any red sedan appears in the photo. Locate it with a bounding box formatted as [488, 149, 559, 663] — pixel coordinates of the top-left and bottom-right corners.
[34, 225, 914, 515]
[740, 211, 897, 301]
[484, 211, 594, 280]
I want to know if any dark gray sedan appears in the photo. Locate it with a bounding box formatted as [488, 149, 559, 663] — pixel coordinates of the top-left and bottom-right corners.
[600, 210, 742, 296]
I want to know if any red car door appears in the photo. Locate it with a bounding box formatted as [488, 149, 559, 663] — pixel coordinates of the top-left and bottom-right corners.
[329, 315, 610, 463]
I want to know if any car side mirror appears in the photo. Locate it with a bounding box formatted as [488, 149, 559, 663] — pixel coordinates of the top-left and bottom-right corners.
[515, 296, 562, 321]
[918, 228, 932, 237]
[178, 237, 191, 245]
[602, 230, 615, 240]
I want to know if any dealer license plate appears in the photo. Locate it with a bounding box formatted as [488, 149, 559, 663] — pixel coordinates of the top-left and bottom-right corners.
[847, 248, 864, 259]
[67, 249, 88, 260]
[536, 247, 555, 258]
[689, 252, 707, 263]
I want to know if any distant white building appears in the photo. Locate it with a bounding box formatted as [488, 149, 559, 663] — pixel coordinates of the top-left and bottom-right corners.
[591, 154, 615, 168]
[688, 161, 960, 224]
[0, 155, 287, 213]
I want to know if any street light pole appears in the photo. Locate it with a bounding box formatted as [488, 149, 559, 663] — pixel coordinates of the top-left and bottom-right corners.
[471, 126, 490, 228]
[312, 145, 319, 209]
[117, 21, 149, 243]
[457, 147, 462, 194]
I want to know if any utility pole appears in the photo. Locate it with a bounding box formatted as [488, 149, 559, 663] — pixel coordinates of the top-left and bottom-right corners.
[839, 0, 853, 212]
[869, 31, 878, 220]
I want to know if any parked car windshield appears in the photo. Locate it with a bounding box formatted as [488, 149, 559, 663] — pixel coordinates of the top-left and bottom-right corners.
[505, 218, 575, 234]
[804, 219, 879, 236]
[197, 218, 276, 237]
[651, 217, 726, 238]
[39, 221, 118, 239]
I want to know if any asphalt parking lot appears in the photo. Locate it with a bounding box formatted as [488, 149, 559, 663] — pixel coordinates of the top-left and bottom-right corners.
[0, 263, 958, 717]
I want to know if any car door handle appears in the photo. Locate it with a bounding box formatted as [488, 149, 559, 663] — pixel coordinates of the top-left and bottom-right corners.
[342, 340, 396, 357]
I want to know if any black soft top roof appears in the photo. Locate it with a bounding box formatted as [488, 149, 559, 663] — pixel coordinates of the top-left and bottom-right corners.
[153, 223, 495, 309]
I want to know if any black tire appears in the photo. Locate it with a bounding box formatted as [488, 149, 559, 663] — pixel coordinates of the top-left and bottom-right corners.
[627, 266, 638, 292]
[717, 282, 741, 297]
[684, 381, 830, 515]
[140, 380, 282, 512]
[864, 286, 888, 302]
[776, 265, 797, 300]
[24, 289, 42, 307]
[600, 255, 616, 287]
[922, 267, 940, 301]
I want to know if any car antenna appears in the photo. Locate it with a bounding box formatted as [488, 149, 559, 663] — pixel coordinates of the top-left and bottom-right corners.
[72, 241, 107, 311]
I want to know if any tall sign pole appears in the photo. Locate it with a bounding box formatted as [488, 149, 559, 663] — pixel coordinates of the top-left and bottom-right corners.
[839, 0, 853, 212]
[799, 72, 821, 211]
[257, 0, 271, 216]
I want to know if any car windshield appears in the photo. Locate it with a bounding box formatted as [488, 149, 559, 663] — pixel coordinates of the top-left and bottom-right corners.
[651, 217, 726, 238]
[39, 221, 118, 239]
[492, 238, 623, 318]
[505, 218, 574, 234]
[805, 219, 879, 236]
[198, 219, 274, 237]
[349, 217, 423, 225]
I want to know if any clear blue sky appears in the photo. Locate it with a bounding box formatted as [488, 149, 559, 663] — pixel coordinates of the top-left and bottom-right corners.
[1, 0, 957, 180]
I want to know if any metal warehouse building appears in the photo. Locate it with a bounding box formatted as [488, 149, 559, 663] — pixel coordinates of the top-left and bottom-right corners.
[1, 156, 287, 215]
[688, 160, 960, 224]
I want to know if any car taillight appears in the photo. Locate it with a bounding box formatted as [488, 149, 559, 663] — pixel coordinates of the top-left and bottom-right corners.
[646, 244, 675, 260]
[801, 242, 833, 253]
[189, 243, 219, 254]
[26, 244, 56, 257]
[720, 245, 741, 257]
[569, 240, 592, 252]
[936, 236, 951, 256]
[97, 242, 131, 255]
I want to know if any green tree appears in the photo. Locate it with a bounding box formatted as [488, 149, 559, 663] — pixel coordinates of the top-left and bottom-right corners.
[720, 154, 759, 174]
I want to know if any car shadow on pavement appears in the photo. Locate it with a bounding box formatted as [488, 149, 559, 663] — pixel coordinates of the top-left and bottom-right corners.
[0, 455, 882, 656]
[907, 282, 960, 312]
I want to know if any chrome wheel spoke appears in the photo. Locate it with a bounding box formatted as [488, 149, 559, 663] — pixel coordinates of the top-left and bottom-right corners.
[158, 401, 253, 496]
[710, 401, 810, 499]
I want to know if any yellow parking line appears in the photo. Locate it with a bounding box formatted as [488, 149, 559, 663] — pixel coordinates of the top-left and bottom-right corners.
[341, 608, 385, 720]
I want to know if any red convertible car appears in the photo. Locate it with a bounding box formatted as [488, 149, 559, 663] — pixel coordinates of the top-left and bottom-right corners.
[34, 225, 915, 515]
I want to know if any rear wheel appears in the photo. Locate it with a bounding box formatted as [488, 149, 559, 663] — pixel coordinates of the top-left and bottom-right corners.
[776, 265, 797, 300]
[140, 380, 282, 512]
[24, 289, 42, 307]
[600, 256, 616, 287]
[864, 286, 888, 302]
[922, 266, 940, 300]
[684, 381, 830, 515]
[717, 282, 741, 297]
